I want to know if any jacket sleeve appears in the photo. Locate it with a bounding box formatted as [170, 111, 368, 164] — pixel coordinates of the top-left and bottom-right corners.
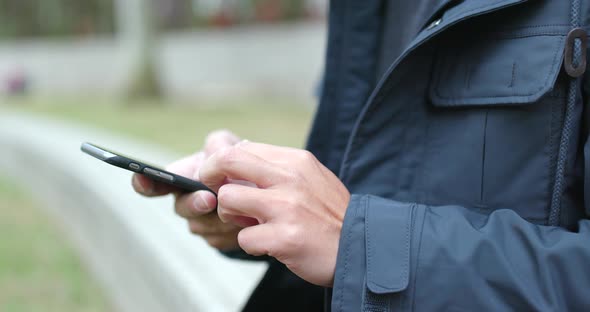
[331, 148, 590, 311]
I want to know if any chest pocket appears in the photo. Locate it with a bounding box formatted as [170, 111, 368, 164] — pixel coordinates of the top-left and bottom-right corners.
[424, 29, 568, 223]
[430, 32, 566, 105]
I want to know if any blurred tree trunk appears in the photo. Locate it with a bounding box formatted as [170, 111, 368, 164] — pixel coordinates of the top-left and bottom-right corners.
[115, 0, 161, 99]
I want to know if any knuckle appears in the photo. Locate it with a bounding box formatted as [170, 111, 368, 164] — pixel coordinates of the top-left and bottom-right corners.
[215, 146, 238, 165]
[281, 167, 300, 183]
[297, 150, 316, 164]
[280, 195, 299, 211]
[270, 192, 298, 213]
[281, 225, 303, 251]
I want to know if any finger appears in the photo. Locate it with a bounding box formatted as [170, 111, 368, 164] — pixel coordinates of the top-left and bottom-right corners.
[217, 183, 275, 223]
[203, 234, 240, 251]
[204, 130, 241, 157]
[235, 141, 321, 167]
[174, 190, 217, 218]
[132, 174, 178, 197]
[187, 217, 238, 235]
[199, 146, 287, 191]
[223, 215, 260, 228]
[165, 152, 204, 179]
[237, 141, 329, 177]
[238, 224, 278, 256]
[235, 141, 300, 160]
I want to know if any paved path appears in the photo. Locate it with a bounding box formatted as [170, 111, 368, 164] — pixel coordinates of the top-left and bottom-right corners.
[0, 112, 267, 312]
[0, 23, 326, 100]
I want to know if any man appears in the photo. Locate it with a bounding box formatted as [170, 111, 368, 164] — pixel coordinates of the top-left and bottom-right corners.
[134, 0, 590, 311]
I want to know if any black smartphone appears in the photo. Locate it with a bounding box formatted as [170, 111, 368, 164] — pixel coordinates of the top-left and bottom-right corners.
[81, 142, 214, 194]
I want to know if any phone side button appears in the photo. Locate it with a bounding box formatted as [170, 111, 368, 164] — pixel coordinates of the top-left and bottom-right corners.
[143, 168, 174, 182]
[129, 163, 141, 170]
[158, 172, 174, 182]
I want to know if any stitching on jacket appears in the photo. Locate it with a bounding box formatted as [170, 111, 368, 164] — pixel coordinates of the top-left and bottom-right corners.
[432, 36, 565, 103]
[480, 110, 489, 204]
[496, 24, 571, 30]
[365, 196, 373, 290]
[365, 196, 372, 292]
[366, 203, 413, 291]
[337, 194, 361, 312]
[395, 204, 413, 310]
[490, 32, 568, 40]
[489, 25, 571, 39]
[545, 95, 560, 225]
[410, 205, 426, 311]
[509, 63, 517, 88]
[402, 204, 412, 291]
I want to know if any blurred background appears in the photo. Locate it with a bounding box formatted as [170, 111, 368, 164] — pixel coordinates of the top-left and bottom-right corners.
[0, 1, 326, 311]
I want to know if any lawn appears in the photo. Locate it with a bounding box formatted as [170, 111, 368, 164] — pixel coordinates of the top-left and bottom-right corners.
[0, 175, 112, 312]
[0, 95, 315, 311]
[5, 96, 315, 153]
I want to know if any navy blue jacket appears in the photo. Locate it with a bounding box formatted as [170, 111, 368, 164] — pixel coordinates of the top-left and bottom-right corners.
[243, 0, 590, 311]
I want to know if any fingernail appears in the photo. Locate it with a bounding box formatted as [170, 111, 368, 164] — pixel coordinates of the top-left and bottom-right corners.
[137, 176, 154, 195]
[133, 175, 145, 193]
[195, 191, 213, 212]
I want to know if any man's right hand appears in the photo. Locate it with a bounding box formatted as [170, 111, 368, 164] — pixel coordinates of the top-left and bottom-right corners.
[131, 130, 244, 251]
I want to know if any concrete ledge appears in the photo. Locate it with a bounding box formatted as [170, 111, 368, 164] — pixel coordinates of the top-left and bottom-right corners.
[0, 112, 267, 312]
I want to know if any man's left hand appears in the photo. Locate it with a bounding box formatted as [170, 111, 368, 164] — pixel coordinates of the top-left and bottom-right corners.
[199, 141, 350, 287]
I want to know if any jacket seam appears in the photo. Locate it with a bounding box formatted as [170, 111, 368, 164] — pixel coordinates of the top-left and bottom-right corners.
[487, 25, 571, 38]
[409, 205, 425, 312]
[365, 196, 373, 291]
[402, 204, 412, 292]
[546, 93, 561, 225]
[336, 194, 363, 312]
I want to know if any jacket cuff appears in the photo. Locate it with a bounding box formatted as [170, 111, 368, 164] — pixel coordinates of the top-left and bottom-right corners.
[331, 194, 423, 311]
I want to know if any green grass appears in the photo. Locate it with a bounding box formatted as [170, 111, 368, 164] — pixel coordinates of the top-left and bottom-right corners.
[0, 175, 112, 312]
[0, 95, 315, 311]
[4, 96, 315, 153]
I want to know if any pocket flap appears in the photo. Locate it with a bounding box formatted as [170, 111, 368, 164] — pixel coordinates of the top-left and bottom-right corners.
[430, 34, 566, 106]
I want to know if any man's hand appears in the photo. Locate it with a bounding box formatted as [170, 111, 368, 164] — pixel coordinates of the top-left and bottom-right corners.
[132, 130, 246, 251]
[199, 141, 350, 287]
